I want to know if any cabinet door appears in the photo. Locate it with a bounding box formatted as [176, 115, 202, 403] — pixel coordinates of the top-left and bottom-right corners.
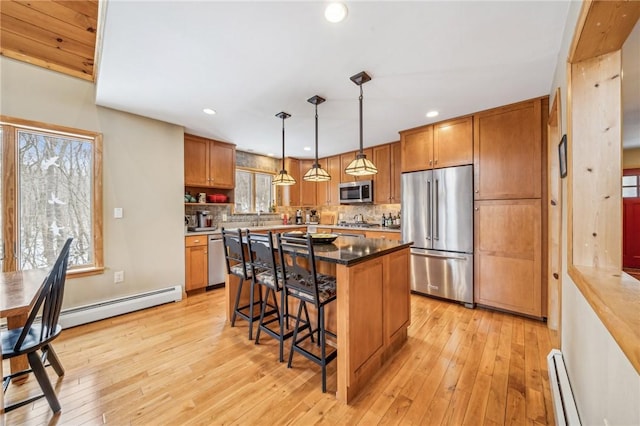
[474, 100, 542, 200]
[340, 148, 374, 183]
[434, 117, 473, 168]
[184, 135, 209, 186]
[279, 158, 300, 206]
[327, 155, 341, 205]
[390, 142, 401, 203]
[299, 159, 317, 206]
[316, 158, 329, 205]
[400, 126, 433, 173]
[185, 240, 208, 292]
[474, 199, 541, 316]
[373, 144, 391, 204]
[209, 141, 235, 188]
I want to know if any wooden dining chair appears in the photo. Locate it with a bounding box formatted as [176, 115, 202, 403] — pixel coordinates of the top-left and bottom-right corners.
[277, 233, 337, 393]
[2, 237, 73, 413]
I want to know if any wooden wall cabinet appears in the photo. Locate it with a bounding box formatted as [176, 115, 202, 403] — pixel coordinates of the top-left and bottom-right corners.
[340, 149, 373, 183]
[184, 134, 236, 189]
[278, 157, 300, 206]
[472, 97, 547, 317]
[373, 142, 401, 204]
[473, 100, 542, 200]
[299, 159, 317, 207]
[400, 126, 433, 173]
[474, 199, 542, 316]
[185, 236, 208, 292]
[316, 156, 341, 206]
[433, 117, 473, 168]
[400, 116, 472, 173]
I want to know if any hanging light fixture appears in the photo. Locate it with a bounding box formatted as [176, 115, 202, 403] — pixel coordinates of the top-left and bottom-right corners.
[303, 95, 331, 182]
[273, 111, 296, 186]
[345, 71, 377, 176]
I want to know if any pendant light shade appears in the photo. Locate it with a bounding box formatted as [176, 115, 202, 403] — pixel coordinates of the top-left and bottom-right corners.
[303, 95, 331, 182]
[273, 112, 296, 186]
[345, 71, 378, 176]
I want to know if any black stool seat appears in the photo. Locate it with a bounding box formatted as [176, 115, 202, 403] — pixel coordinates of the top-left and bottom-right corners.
[277, 233, 337, 393]
[247, 231, 312, 362]
[222, 228, 265, 340]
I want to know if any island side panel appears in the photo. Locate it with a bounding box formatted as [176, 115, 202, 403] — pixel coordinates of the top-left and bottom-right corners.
[336, 248, 411, 404]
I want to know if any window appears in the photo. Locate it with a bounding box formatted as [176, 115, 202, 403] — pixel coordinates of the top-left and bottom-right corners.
[1, 117, 103, 275]
[234, 168, 274, 213]
[622, 171, 640, 198]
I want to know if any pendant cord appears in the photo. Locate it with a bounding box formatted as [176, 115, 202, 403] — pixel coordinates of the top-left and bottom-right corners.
[359, 85, 364, 154]
[281, 116, 286, 171]
[315, 104, 319, 166]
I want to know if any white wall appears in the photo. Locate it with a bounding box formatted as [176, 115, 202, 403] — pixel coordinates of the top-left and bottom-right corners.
[549, 3, 640, 425]
[0, 57, 185, 308]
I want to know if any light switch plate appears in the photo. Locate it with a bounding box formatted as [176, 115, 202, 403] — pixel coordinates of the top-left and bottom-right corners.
[114, 207, 123, 218]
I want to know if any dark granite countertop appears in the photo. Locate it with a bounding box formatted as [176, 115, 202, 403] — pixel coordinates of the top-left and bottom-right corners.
[287, 235, 412, 267]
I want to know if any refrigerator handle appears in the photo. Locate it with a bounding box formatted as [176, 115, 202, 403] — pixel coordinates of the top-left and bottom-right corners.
[434, 178, 439, 240]
[426, 179, 431, 240]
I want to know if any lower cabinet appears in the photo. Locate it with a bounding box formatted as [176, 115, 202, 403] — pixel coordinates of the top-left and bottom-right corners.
[474, 199, 542, 316]
[185, 236, 208, 292]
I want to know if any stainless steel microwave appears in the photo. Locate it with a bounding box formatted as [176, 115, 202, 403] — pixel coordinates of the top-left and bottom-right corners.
[339, 180, 373, 204]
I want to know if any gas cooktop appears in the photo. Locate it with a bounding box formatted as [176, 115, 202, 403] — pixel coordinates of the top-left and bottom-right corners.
[335, 222, 381, 228]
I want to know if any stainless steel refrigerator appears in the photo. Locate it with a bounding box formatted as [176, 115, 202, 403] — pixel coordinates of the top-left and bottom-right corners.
[401, 165, 474, 307]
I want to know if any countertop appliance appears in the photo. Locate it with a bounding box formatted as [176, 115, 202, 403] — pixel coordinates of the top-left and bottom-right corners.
[339, 180, 373, 204]
[208, 234, 225, 288]
[401, 165, 474, 307]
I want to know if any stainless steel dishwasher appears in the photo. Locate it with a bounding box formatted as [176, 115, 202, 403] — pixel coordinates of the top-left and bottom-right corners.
[208, 234, 225, 288]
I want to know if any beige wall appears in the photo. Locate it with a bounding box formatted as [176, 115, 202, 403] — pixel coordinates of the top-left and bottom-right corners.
[0, 57, 186, 308]
[623, 147, 640, 169]
[549, 3, 640, 425]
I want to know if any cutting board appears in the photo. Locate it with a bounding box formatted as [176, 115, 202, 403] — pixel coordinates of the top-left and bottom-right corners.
[320, 212, 335, 225]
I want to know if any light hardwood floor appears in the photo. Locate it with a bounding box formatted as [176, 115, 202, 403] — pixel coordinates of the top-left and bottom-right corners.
[4, 289, 558, 425]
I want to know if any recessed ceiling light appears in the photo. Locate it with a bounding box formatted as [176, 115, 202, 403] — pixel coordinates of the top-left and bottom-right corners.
[303, 146, 312, 151]
[203, 108, 216, 115]
[325, 2, 348, 23]
[426, 110, 439, 118]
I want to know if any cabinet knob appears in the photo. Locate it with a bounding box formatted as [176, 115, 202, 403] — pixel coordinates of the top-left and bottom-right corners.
[429, 160, 433, 165]
[434, 159, 438, 165]
[475, 190, 479, 193]
[194, 239, 200, 243]
[474, 207, 479, 211]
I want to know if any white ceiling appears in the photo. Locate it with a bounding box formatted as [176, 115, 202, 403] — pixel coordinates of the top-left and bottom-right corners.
[96, 1, 572, 159]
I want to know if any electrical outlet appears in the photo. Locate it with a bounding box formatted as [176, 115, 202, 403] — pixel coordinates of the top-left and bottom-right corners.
[114, 270, 124, 283]
[603, 419, 610, 426]
[114, 207, 123, 219]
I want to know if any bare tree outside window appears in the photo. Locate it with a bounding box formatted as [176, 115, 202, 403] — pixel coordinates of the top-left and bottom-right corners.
[235, 169, 273, 213]
[18, 130, 93, 269]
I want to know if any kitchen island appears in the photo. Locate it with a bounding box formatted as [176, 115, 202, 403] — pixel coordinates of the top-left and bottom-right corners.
[224, 235, 412, 404]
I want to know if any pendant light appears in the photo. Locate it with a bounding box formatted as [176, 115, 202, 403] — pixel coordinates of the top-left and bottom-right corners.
[345, 71, 378, 176]
[273, 111, 296, 186]
[303, 95, 331, 182]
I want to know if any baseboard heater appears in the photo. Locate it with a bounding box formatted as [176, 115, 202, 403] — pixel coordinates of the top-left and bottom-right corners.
[547, 349, 581, 426]
[59, 285, 182, 329]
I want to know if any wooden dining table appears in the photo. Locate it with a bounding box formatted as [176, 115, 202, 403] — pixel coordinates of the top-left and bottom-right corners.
[0, 268, 49, 384]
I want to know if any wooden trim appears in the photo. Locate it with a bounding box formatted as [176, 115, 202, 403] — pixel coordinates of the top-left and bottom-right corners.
[546, 88, 563, 334]
[1, 124, 17, 272]
[566, 0, 640, 375]
[0, 117, 103, 272]
[568, 265, 640, 374]
[569, 0, 640, 63]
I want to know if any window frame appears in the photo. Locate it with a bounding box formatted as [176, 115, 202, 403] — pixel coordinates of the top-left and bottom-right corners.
[623, 168, 640, 198]
[1, 115, 103, 277]
[234, 167, 274, 213]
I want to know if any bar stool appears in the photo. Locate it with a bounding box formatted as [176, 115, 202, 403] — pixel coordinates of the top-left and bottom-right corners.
[221, 227, 264, 340]
[277, 233, 337, 393]
[247, 231, 310, 362]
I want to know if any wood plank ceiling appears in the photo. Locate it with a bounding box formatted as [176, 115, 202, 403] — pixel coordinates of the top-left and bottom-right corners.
[0, 0, 99, 81]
